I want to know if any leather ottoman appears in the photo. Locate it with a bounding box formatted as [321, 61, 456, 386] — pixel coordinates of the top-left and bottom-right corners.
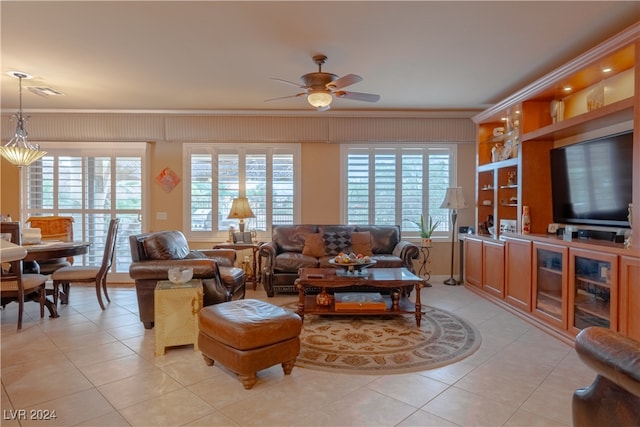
[198, 299, 302, 389]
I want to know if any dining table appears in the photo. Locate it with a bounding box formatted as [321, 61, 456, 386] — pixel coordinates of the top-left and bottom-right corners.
[23, 241, 91, 318]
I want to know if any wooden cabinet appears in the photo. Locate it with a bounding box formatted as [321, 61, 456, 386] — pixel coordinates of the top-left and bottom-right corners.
[568, 248, 618, 335]
[482, 240, 504, 298]
[532, 242, 568, 329]
[619, 256, 640, 340]
[472, 23, 639, 244]
[504, 237, 532, 311]
[466, 23, 639, 342]
[463, 237, 483, 288]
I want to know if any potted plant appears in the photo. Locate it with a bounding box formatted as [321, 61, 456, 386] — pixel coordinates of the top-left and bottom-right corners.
[408, 214, 440, 247]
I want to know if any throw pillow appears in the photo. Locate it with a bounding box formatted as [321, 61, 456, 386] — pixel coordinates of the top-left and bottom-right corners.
[351, 231, 373, 256]
[302, 233, 325, 258]
[323, 231, 351, 256]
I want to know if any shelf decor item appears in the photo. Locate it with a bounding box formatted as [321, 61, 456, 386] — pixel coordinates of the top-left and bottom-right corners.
[625, 203, 633, 248]
[522, 206, 531, 234]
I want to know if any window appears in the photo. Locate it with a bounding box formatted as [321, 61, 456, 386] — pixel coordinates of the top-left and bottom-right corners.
[342, 144, 456, 238]
[184, 143, 300, 240]
[24, 142, 146, 277]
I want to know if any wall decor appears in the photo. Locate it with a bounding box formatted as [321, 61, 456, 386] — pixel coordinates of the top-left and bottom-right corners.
[155, 167, 181, 193]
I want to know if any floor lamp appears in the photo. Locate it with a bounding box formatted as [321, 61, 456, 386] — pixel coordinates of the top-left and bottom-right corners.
[440, 187, 468, 285]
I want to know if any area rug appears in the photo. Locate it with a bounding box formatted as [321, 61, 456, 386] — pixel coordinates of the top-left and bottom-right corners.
[287, 304, 481, 375]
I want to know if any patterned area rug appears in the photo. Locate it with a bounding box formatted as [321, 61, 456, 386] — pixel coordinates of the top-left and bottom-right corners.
[289, 305, 481, 375]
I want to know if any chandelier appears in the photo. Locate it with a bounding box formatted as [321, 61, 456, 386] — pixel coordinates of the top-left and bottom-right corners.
[0, 71, 47, 167]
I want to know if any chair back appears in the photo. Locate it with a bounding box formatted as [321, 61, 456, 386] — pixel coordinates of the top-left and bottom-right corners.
[96, 218, 120, 282]
[26, 216, 74, 241]
[0, 222, 25, 287]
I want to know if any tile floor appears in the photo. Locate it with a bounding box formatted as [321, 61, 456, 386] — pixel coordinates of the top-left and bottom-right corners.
[1, 281, 594, 426]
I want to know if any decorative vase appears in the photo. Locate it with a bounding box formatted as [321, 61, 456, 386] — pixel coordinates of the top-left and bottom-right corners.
[316, 288, 332, 306]
[421, 238, 432, 248]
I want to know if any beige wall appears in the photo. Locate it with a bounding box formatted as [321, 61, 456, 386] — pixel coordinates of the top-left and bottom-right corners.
[0, 113, 477, 278]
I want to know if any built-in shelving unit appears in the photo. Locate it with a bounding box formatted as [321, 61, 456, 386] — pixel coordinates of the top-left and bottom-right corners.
[464, 21, 640, 343]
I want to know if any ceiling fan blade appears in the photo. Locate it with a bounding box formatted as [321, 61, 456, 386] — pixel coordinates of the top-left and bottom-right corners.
[264, 93, 306, 102]
[271, 77, 306, 89]
[335, 91, 380, 103]
[327, 74, 362, 90]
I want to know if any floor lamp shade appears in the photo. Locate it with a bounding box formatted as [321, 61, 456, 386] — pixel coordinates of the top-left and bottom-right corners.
[440, 187, 467, 285]
[440, 187, 468, 210]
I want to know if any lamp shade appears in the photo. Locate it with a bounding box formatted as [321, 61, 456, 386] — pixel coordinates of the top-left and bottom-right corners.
[227, 197, 255, 220]
[440, 187, 468, 210]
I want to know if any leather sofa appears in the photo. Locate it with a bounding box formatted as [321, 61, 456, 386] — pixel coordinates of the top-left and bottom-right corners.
[129, 230, 245, 329]
[259, 224, 419, 297]
[572, 326, 640, 427]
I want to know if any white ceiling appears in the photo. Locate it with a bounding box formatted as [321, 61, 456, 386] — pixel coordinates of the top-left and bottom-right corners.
[1, 1, 639, 115]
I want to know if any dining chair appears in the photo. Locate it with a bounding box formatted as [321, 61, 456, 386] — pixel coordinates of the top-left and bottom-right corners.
[51, 218, 120, 310]
[0, 222, 48, 330]
[25, 216, 75, 274]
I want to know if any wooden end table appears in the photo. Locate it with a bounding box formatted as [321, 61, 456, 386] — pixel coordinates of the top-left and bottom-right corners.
[213, 242, 261, 290]
[294, 267, 426, 327]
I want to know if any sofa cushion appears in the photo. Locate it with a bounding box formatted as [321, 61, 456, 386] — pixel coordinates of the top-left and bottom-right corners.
[370, 254, 405, 268]
[143, 230, 190, 260]
[184, 250, 207, 259]
[356, 225, 400, 254]
[275, 253, 319, 273]
[323, 231, 351, 256]
[302, 233, 325, 258]
[272, 225, 317, 253]
[351, 231, 373, 256]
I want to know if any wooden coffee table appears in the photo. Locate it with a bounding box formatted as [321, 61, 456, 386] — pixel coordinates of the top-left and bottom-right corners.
[294, 267, 426, 327]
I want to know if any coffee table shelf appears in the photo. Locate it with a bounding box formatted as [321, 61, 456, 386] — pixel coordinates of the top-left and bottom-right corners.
[301, 294, 419, 315]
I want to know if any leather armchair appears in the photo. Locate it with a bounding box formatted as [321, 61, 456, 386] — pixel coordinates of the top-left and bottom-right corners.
[129, 230, 245, 329]
[573, 326, 640, 427]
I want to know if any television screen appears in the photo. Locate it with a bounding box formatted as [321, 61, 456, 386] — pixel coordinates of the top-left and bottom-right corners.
[550, 131, 633, 228]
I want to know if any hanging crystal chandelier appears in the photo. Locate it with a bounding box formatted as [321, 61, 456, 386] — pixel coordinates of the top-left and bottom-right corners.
[0, 71, 47, 167]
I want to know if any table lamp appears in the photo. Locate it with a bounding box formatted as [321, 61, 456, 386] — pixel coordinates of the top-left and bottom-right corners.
[440, 187, 468, 285]
[227, 197, 255, 232]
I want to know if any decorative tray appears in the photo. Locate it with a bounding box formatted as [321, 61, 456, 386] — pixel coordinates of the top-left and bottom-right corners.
[328, 258, 377, 275]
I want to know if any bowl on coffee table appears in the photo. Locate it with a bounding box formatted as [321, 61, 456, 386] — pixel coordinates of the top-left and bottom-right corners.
[328, 258, 376, 275]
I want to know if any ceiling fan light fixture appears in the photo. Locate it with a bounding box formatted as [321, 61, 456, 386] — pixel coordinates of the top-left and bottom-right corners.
[307, 91, 332, 108]
[0, 71, 47, 167]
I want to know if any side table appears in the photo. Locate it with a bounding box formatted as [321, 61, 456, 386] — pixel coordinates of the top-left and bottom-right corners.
[213, 242, 262, 290]
[417, 246, 432, 285]
[154, 279, 203, 356]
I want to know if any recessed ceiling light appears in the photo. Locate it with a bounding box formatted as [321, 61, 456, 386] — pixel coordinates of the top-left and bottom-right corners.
[602, 67, 612, 73]
[563, 86, 572, 92]
[27, 86, 65, 97]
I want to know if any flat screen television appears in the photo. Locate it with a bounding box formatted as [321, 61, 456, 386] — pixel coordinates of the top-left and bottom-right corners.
[550, 130, 633, 228]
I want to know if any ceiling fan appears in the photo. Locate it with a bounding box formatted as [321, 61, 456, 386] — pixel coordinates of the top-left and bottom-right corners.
[266, 54, 380, 111]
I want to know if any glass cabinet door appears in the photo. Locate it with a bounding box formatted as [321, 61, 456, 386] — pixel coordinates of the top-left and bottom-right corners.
[569, 249, 618, 333]
[532, 243, 567, 329]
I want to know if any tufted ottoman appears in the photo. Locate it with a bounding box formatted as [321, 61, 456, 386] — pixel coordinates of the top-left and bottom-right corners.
[198, 299, 302, 389]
